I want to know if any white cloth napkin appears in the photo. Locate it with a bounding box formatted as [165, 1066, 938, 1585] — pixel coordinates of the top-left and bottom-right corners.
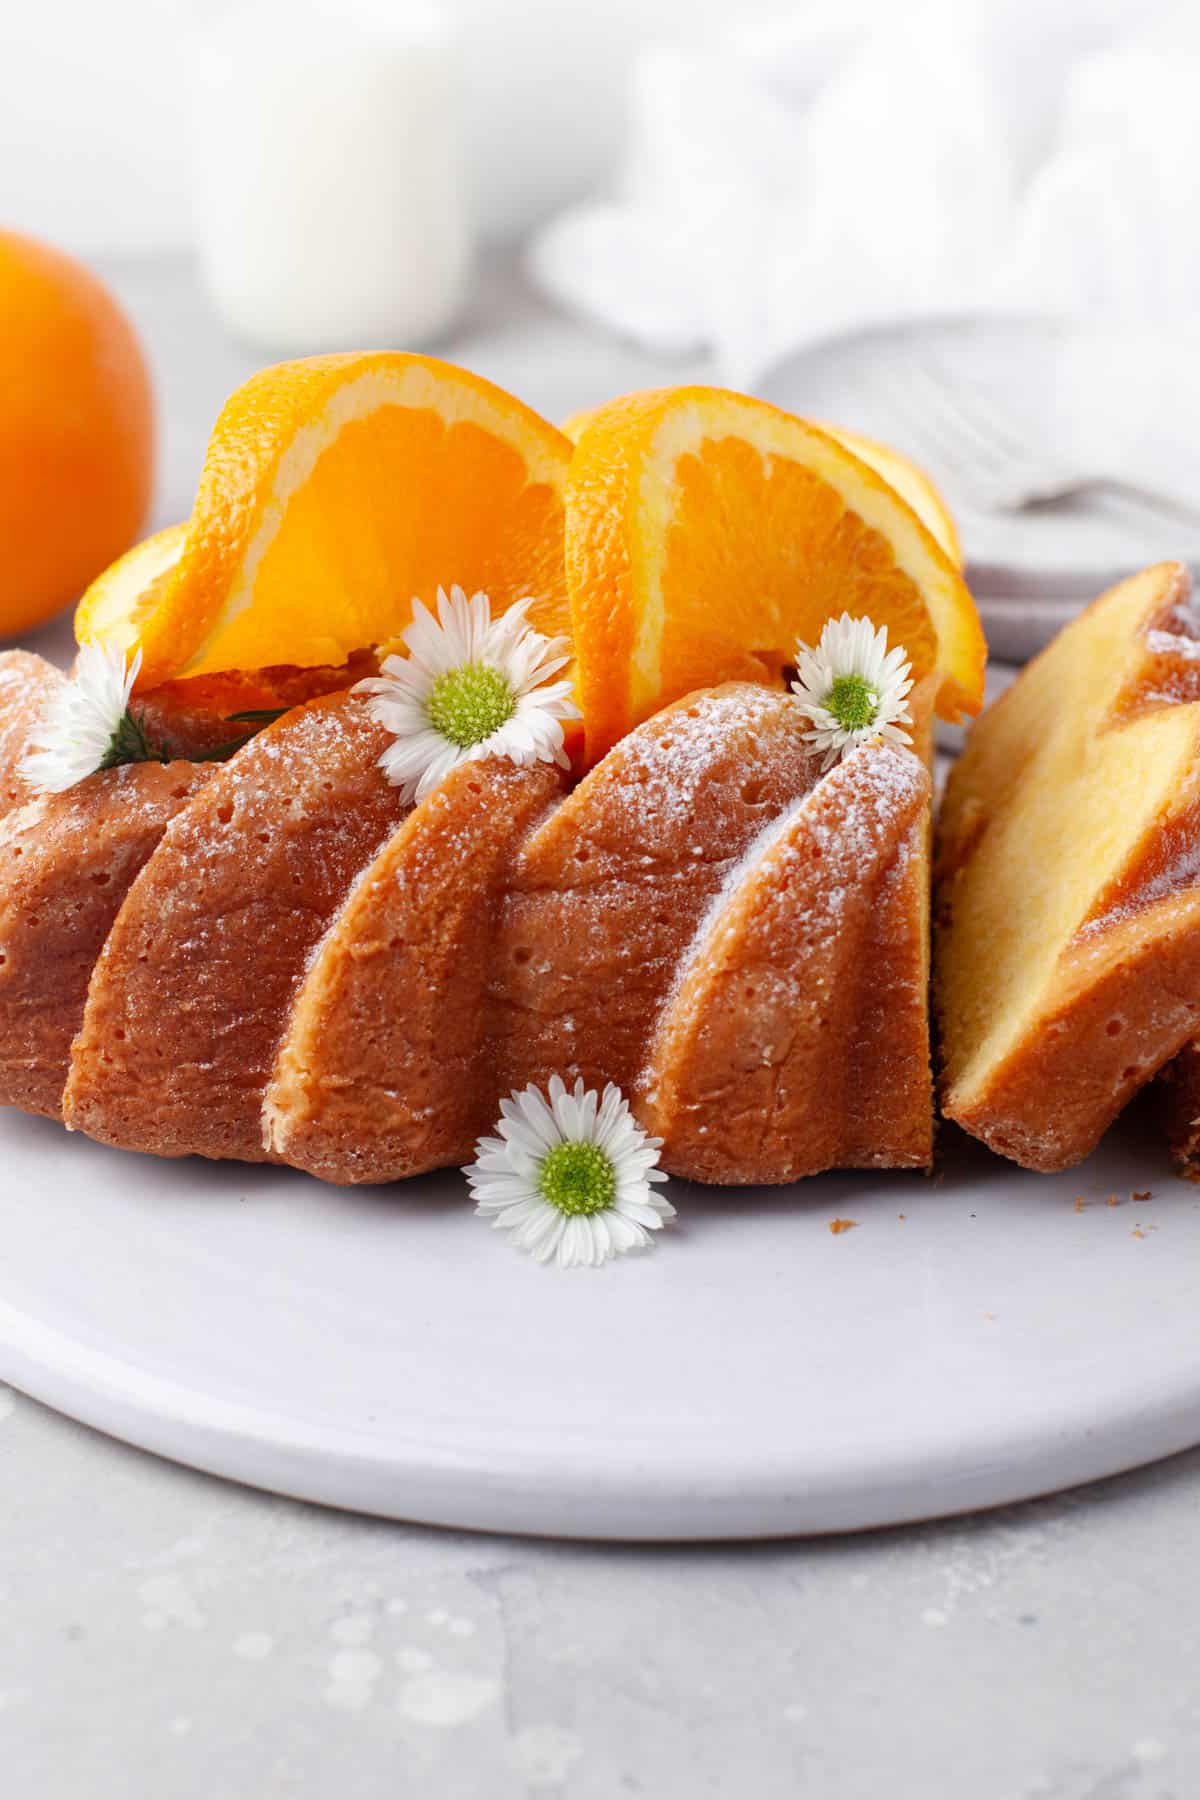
[528, 0, 1200, 387]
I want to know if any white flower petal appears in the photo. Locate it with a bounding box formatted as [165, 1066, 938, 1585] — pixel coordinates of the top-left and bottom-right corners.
[529, 1213, 568, 1263]
[357, 588, 582, 800]
[20, 642, 144, 795]
[466, 1075, 673, 1268]
[790, 613, 914, 770]
[603, 1211, 646, 1254]
[413, 742, 466, 802]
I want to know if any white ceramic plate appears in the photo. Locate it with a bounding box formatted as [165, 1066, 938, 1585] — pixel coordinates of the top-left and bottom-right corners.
[3, 1106, 1199, 1540]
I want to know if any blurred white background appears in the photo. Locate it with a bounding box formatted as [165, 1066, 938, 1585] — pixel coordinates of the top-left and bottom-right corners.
[4, 0, 1198, 626]
[5, 0, 1196, 353]
[0, 0, 790, 253]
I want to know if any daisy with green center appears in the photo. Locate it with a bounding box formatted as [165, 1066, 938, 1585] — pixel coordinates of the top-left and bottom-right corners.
[355, 585, 580, 803]
[790, 613, 914, 770]
[466, 1075, 675, 1269]
[20, 642, 164, 795]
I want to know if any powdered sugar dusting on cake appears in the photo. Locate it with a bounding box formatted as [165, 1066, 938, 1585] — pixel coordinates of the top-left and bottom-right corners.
[579, 685, 820, 853]
[636, 736, 931, 1180]
[491, 685, 837, 1100]
[1146, 629, 1200, 661]
[63, 690, 410, 1164]
[1076, 832, 1200, 942]
[1151, 575, 1200, 646]
[672, 734, 928, 957]
[655, 740, 928, 1034]
[1129, 577, 1200, 712]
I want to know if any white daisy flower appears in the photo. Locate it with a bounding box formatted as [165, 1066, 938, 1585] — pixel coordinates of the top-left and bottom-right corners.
[355, 585, 581, 803]
[466, 1075, 675, 1269]
[790, 612, 914, 770]
[20, 642, 158, 795]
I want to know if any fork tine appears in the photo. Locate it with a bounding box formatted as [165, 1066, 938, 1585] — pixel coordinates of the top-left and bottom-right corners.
[907, 359, 1018, 479]
[923, 355, 1032, 464]
[868, 361, 1007, 511]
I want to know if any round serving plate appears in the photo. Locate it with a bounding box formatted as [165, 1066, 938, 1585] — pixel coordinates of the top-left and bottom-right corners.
[2, 1105, 1199, 1540]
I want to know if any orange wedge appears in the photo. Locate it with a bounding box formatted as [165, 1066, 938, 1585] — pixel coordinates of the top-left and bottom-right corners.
[559, 406, 603, 443]
[74, 521, 187, 656]
[76, 354, 574, 692]
[565, 387, 985, 762]
[819, 425, 963, 569]
[562, 404, 964, 569]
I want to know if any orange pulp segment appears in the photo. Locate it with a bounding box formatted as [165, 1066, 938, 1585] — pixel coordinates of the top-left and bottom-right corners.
[565, 386, 985, 762]
[76, 354, 574, 692]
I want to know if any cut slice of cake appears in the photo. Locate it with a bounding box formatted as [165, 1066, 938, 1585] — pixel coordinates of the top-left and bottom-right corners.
[490, 684, 828, 1106]
[265, 681, 935, 1187]
[491, 680, 934, 1184]
[638, 739, 931, 1183]
[0, 760, 214, 1118]
[264, 757, 565, 1185]
[935, 561, 1200, 1171]
[63, 691, 409, 1162]
[0, 651, 64, 819]
[0, 659, 937, 1185]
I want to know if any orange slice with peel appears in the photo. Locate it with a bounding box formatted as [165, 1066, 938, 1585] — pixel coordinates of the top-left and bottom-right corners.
[820, 425, 963, 569]
[565, 387, 985, 763]
[74, 521, 187, 659]
[76, 354, 573, 692]
[561, 404, 964, 570]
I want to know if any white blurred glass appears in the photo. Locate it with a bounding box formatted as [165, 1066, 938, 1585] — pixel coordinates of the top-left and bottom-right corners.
[188, 0, 471, 351]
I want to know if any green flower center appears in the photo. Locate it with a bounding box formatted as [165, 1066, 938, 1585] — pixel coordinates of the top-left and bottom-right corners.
[427, 663, 516, 749]
[825, 673, 879, 733]
[538, 1141, 617, 1217]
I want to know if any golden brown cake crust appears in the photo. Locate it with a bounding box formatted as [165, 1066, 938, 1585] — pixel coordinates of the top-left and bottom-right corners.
[841, 810, 932, 1169]
[489, 684, 826, 1104]
[957, 891, 1200, 1170]
[0, 651, 64, 821]
[638, 742, 931, 1183]
[265, 757, 565, 1185]
[63, 691, 408, 1162]
[0, 667, 936, 1184]
[265, 683, 934, 1187]
[0, 762, 215, 1118]
[936, 562, 1200, 1171]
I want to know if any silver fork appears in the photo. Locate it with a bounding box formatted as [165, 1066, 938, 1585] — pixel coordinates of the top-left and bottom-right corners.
[877, 355, 1200, 526]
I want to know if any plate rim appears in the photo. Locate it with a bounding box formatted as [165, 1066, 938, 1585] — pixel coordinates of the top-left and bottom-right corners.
[6, 1279, 1200, 1541]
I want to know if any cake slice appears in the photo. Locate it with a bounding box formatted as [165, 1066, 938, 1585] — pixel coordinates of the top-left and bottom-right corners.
[0, 761, 214, 1118]
[0, 651, 64, 819]
[490, 684, 825, 1104]
[267, 681, 935, 1187]
[492, 680, 934, 1184]
[638, 740, 931, 1183]
[63, 692, 408, 1162]
[0, 649, 217, 1117]
[935, 562, 1200, 1170]
[265, 757, 565, 1184]
[0, 659, 936, 1184]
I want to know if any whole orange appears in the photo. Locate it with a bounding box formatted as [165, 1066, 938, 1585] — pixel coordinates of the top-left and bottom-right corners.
[0, 229, 153, 638]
